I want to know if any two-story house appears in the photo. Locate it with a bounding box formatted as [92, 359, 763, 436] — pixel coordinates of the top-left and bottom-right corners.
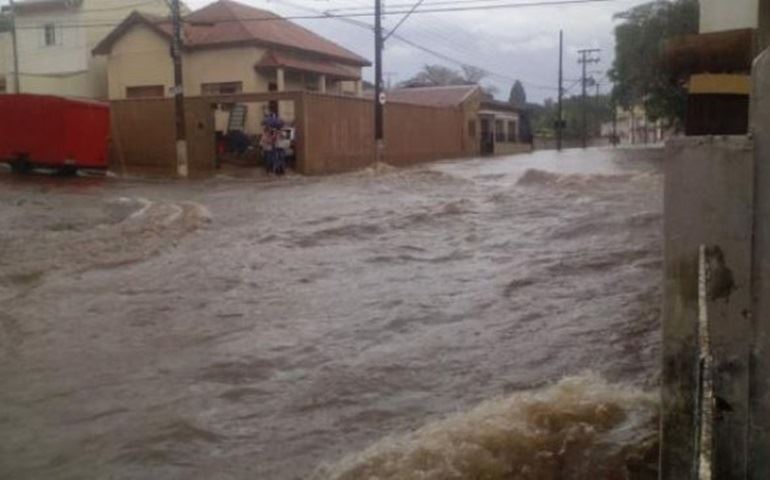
[0, 0, 175, 98]
[92, 0, 371, 134]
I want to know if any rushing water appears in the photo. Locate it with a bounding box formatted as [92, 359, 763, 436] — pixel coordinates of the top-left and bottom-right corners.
[0, 147, 664, 479]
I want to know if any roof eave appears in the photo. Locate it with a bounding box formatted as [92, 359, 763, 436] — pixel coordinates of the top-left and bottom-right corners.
[92, 11, 171, 56]
[186, 39, 370, 67]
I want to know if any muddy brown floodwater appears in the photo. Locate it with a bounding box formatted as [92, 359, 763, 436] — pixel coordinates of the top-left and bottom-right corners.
[0, 147, 664, 480]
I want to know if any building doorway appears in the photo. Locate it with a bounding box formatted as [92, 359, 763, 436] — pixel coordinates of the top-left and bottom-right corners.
[480, 117, 494, 155]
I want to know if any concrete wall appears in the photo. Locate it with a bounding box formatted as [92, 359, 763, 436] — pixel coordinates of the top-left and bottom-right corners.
[700, 0, 759, 33]
[661, 136, 755, 479]
[494, 142, 532, 156]
[749, 47, 770, 478]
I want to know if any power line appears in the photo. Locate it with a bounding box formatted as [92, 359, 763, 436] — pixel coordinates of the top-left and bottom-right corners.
[326, 0, 548, 13]
[383, 0, 425, 40]
[13, 0, 619, 30]
[262, 0, 560, 91]
[387, 11, 557, 90]
[76, 0, 162, 13]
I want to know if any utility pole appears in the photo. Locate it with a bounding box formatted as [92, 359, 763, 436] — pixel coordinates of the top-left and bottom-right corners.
[611, 95, 618, 147]
[577, 48, 600, 149]
[374, 0, 384, 165]
[9, 0, 20, 93]
[556, 30, 563, 152]
[171, 0, 188, 178]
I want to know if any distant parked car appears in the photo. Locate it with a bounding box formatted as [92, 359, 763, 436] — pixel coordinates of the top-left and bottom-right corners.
[0, 94, 110, 175]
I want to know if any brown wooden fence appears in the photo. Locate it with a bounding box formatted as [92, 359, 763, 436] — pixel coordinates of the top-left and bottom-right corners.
[110, 97, 215, 177]
[110, 91, 471, 177]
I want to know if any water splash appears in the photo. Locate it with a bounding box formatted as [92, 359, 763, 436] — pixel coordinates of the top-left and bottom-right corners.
[314, 374, 659, 480]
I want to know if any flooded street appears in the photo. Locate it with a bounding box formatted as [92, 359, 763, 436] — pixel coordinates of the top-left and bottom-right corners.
[0, 147, 663, 479]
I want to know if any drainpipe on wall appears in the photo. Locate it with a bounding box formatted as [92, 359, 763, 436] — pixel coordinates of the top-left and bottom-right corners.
[9, 0, 20, 93]
[760, 0, 770, 50]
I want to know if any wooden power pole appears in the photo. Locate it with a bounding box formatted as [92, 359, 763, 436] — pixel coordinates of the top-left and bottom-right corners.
[171, 0, 188, 178]
[557, 30, 563, 152]
[374, 0, 384, 164]
[577, 48, 600, 149]
[9, 0, 20, 93]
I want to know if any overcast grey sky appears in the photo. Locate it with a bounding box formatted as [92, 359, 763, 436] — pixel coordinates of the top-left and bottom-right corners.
[2, 0, 653, 102]
[184, 0, 651, 102]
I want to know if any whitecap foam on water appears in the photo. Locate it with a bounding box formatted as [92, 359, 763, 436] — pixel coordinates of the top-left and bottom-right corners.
[314, 374, 659, 480]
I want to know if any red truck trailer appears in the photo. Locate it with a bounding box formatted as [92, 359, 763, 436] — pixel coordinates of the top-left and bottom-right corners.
[0, 94, 110, 174]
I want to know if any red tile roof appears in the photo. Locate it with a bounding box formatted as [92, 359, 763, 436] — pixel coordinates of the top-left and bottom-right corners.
[93, 0, 370, 67]
[256, 50, 360, 80]
[375, 85, 481, 108]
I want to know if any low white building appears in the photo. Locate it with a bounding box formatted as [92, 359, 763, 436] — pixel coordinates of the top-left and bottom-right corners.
[600, 106, 665, 145]
[0, 0, 176, 98]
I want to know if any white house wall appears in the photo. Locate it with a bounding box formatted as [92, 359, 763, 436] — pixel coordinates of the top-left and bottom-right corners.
[699, 0, 759, 33]
[14, 7, 87, 76]
[0, 32, 9, 81]
[3, 0, 171, 98]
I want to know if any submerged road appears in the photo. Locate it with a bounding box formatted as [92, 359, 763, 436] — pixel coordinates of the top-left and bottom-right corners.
[0, 148, 663, 479]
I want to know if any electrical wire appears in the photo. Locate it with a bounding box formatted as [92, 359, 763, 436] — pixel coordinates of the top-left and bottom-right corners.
[12, 0, 620, 30]
[258, 0, 560, 91]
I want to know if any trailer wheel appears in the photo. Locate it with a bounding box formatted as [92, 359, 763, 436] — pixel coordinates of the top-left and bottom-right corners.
[57, 165, 78, 177]
[9, 156, 32, 174]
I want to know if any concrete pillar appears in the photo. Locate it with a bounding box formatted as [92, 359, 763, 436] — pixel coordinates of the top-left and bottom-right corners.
[749, 47, 770, 478]
[660, 48, 770, 480]
[275, 68, 286, 118]
[317, 74, 326, 94]
[276, 68, 285, 92]
[355, 80, 363, 97]
[661, 136, 754, 480]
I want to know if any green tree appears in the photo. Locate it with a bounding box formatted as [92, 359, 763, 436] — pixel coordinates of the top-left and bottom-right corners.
[608, 0, 699, 128]
[399, 64, 491, 88]
[533, 95, 614, 140]
[399, 64, 468, 88]
[0, 13, 10, 33]
[399, 63, 498, 97]
[509, 80, 527, 108]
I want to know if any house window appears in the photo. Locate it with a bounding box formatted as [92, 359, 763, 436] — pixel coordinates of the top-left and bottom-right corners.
[507, 121, 518, 143]
[201, 82, 243, 96]
[126, 85, 165, 99]
[44, 24, 58, 47]
[495, 120, 505, 143]
[468, 120, 476, 138]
